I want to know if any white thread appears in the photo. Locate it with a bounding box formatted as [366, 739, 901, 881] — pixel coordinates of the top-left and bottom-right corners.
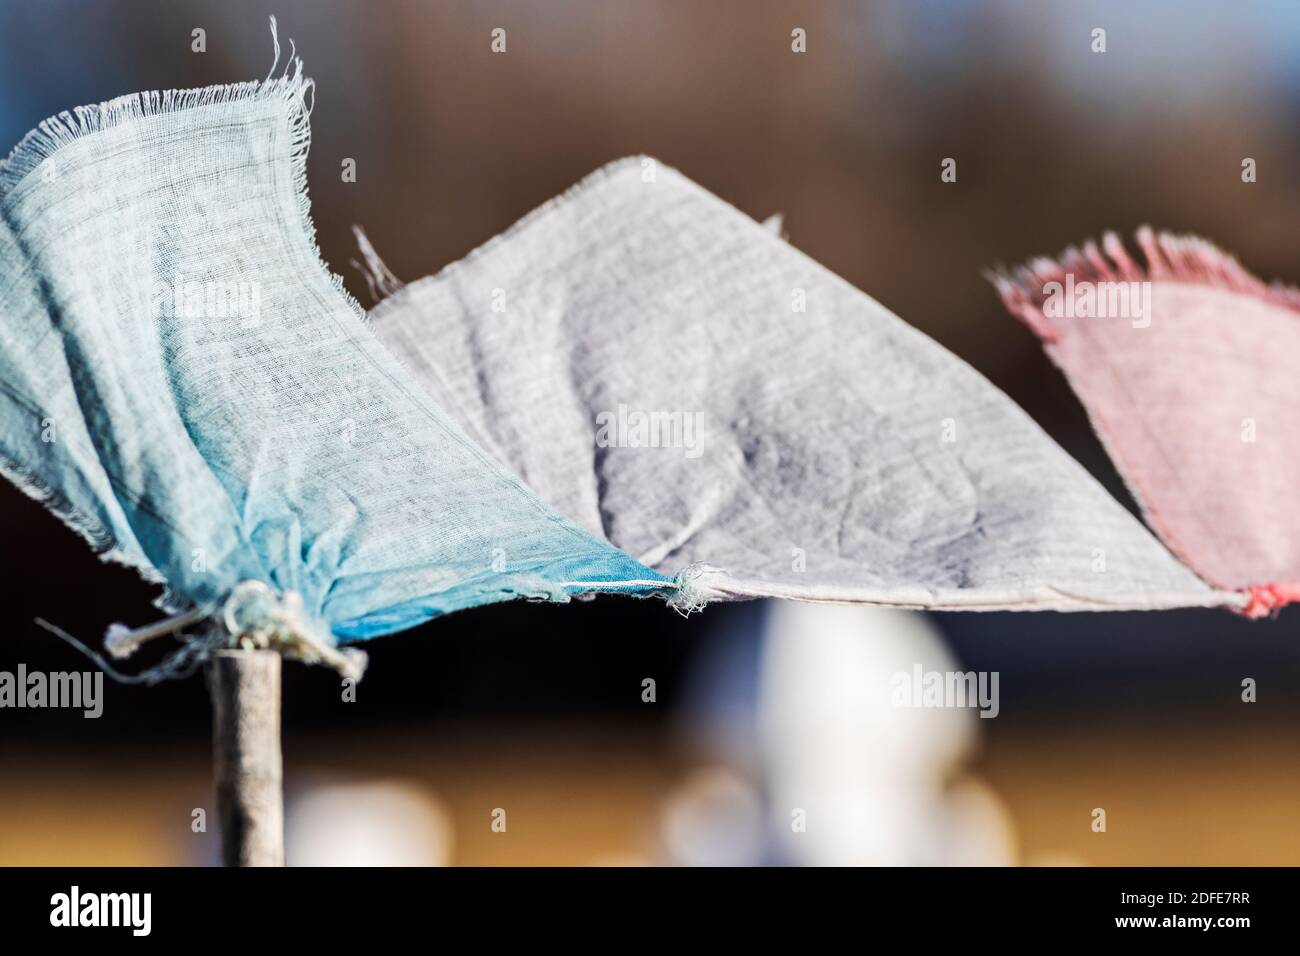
[562, 563, 725, 615]
[561, 578, 674, 589]
[265, 15, 281, 81]
[351, 226, 406, 302]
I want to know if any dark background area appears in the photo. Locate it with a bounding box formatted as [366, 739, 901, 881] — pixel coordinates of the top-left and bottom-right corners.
[1, 0, 1299, 865]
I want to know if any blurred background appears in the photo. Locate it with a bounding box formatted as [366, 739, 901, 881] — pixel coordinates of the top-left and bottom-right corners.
[2, 0, 1299, 865]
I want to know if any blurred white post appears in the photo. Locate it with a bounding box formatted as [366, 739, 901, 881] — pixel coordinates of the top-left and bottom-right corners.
[207, 649, 284, 866]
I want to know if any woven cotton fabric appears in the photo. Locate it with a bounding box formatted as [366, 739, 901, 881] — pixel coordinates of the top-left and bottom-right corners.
[994, 229, 1300, 615]
[0, 72, 672, 644]
[369, 158, 1238, 612]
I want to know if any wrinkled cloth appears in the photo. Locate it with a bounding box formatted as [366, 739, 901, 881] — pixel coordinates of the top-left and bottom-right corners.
[0, 71, 672, 646]
[993, 229, 1300, 615]
[367, 158, 1237, 612]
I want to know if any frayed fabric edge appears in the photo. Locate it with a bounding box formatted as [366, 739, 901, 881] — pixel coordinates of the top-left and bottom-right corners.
[986, 226, 1300, 344]
[987, 230, 1300, 619]
[0, 18, 365, 313]
[665, 563, 730, 616]
[0, 17, 383, 674]
[560, 562, 728, 616]
[0, 450, 175, 602]
[0, 75, 309, 196]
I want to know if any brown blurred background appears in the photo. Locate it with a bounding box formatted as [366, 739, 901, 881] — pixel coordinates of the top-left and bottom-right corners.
[2, 0, 1299, 865]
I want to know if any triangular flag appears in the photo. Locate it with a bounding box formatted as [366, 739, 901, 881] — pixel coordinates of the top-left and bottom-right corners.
[993, 228, 1300, 617]
[366, 159, 1234, 612]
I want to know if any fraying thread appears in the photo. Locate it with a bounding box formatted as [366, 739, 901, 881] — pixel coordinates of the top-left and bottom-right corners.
[351, 226, 406, 303]
[986, 226, 1300, 344]
[559, 563, 724, 615]
[665, 563, 726, 616]
[0, 15, 362, 329]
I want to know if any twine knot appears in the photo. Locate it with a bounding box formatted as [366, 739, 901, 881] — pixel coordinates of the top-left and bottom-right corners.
[221, 581, 367, 681]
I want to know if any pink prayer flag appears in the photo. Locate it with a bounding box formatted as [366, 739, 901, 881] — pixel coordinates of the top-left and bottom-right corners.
[992, 228, 1300, 618]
